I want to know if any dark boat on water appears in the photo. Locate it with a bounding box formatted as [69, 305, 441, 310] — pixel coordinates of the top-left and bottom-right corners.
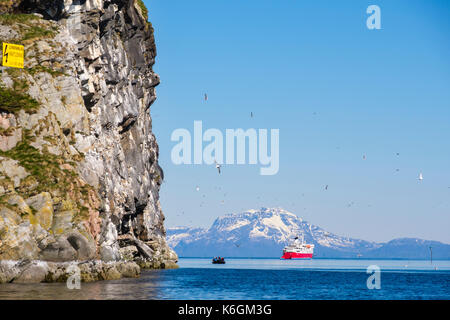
[212, 257, 225, 264]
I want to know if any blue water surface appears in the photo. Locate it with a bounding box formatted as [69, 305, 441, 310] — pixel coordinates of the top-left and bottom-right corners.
[0, 258, 448, 299]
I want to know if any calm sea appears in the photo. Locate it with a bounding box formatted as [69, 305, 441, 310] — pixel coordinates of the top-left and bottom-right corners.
[0, 258, 449, 300]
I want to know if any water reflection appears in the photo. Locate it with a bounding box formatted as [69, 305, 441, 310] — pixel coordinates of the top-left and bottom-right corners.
[0, 270, 164, 300]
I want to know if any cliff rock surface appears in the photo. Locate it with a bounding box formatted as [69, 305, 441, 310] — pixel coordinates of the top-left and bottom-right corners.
[0, 0, 177, 282]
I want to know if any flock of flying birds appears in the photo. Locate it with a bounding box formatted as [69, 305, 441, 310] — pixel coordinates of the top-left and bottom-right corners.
[202, 92, 426, 181]
[177, 93, 431, 225]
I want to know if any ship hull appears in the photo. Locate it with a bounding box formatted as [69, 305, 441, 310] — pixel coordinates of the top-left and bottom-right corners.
[281, 252, 313, 259]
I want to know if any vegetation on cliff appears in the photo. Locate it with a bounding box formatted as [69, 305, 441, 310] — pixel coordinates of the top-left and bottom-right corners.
[136, 0, 148, 21]
[0, 13, 57, 42]
[0, 0, 177, 279]
[0, 86, 39, 114]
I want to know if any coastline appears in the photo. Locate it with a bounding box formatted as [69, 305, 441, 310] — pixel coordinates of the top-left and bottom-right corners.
[0, 258, 178, 284]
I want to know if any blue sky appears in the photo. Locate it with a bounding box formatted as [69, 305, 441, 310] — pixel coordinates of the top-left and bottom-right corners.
[144, 0, 450, 243]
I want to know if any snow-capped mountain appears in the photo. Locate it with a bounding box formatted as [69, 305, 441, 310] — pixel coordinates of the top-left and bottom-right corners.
[167, 208, 450, 259]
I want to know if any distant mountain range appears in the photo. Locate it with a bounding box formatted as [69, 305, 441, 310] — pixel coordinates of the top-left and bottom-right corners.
[167, 208, 450, 259]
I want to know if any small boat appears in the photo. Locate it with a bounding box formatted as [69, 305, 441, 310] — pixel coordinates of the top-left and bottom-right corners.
[212, 257, 226, 264]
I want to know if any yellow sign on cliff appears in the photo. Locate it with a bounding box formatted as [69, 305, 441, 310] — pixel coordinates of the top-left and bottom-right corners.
[2, 43, 24, 69]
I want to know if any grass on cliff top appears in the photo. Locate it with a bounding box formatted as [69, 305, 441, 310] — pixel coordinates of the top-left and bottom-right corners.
[0, 86, 39, 115]
[135, 0, 154, 38]
[137, 0, 149, 21]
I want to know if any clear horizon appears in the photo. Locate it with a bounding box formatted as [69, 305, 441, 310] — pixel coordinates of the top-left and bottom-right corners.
[146, 0, 450, 243]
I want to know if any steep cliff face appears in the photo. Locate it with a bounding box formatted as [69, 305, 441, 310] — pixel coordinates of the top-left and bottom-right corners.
[0, 0, 177, 279]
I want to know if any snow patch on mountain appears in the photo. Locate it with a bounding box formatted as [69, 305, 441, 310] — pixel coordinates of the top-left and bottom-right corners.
[165, 227, 206, 248]
[224, 219, 251, 232]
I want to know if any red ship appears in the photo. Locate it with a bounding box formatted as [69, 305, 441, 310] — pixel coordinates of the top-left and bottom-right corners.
[281, 236, 314, 259]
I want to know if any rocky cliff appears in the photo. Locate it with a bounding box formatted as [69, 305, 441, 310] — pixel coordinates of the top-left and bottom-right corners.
[0, 0, 177, 283]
